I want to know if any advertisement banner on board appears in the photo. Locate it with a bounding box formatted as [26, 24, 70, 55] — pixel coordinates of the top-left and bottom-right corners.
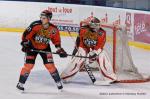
[45, 4, 80, 32]
[134, 13, 150, 44]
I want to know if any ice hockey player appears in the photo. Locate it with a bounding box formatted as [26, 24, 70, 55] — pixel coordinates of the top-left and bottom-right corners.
[16, 10, 67, 91]
[61, 17, 117, 85]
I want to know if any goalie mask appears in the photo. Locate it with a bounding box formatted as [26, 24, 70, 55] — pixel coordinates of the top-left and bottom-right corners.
[89, 17, 100, 32]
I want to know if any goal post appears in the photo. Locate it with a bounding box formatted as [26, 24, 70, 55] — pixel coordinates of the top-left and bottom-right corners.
[100, 24, 150, 83]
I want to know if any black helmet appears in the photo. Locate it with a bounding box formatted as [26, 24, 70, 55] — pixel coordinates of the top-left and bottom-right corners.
[40, 10, 52, 19]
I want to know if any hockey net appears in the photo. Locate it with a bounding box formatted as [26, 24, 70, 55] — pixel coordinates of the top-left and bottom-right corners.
[96, 24, 150, 83]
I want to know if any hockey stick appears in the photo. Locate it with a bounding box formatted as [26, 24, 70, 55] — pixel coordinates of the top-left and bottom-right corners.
[31, 49, 91, 58]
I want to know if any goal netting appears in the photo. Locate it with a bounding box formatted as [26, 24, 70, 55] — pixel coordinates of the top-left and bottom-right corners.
[98, 24, 150, 83]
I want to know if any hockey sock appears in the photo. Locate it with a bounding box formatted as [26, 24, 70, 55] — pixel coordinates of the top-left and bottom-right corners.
[19, 73, 29, 84]
[50, 70, 61, 83]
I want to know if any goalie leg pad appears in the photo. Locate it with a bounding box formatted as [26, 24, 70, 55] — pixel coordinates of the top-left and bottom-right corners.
[97, 50, 117, 81]
[61, 47, 86, 81]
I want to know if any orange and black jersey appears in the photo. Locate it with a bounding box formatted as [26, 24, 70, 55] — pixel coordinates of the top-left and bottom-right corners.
[22, 20, 61, 50]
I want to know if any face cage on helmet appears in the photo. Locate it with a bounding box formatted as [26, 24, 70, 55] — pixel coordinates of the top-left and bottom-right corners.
[89, 22, 100, 29]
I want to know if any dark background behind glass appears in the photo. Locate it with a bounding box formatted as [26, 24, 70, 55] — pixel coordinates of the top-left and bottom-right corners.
[1, 0, 150, 11]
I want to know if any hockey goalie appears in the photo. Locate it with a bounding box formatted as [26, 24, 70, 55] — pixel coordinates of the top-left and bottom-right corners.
[61, 17, 117, 85]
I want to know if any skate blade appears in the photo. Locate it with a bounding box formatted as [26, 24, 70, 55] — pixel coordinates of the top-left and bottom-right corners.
[58, 89, 63, 92]
[16, 88, 25, 93]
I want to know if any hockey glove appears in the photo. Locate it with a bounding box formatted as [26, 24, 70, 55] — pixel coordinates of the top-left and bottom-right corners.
[21, 40, 32, 52]
[88, 49, 102, 63]
[56, 48, 68, 58]
[89, 51, 97, 63]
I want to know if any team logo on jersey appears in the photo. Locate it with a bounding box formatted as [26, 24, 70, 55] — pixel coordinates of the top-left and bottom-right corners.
[34, 35, 50, 44]
[83, 29, 98, 47]
[83, 38, 97, 47]
[35, 29, 50, 44]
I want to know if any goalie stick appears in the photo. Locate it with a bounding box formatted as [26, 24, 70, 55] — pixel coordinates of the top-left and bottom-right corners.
[83, 62, 96, 83]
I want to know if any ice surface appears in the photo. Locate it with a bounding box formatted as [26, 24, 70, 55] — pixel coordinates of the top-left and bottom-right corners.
[0, 32, 149, 99]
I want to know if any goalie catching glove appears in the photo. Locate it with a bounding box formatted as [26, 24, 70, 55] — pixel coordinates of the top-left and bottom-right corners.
[56, 47, 68, 58]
